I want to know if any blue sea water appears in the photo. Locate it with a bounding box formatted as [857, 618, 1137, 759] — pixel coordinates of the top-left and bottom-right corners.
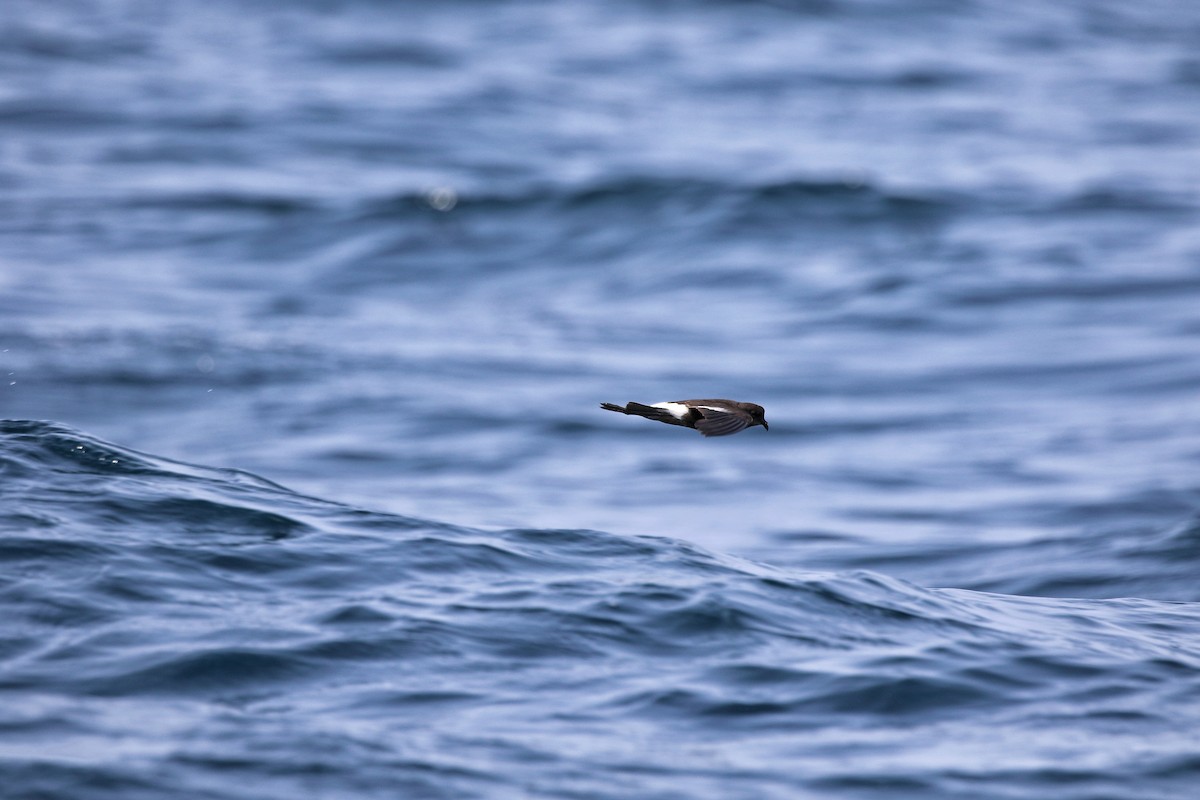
[3, 1, 1200, 797]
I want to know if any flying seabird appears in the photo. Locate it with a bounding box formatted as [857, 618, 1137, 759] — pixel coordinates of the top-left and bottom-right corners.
[600, 399, 769, 437]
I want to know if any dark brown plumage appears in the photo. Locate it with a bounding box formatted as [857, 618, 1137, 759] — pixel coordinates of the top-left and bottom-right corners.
[600, 399, 768, 437]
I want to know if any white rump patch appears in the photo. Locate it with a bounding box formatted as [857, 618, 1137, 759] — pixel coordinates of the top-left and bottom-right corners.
[651, 402, 691, 419]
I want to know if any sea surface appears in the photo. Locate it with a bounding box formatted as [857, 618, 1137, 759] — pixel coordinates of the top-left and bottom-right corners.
[3, 1, 1200, 798]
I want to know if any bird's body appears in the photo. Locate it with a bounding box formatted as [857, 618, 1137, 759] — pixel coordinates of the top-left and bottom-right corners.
[600, 399, 768, 437]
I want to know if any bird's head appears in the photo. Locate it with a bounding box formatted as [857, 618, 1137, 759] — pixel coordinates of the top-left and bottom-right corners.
[741, 402, 768, 431]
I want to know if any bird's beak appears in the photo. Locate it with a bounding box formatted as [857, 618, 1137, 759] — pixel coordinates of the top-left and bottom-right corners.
[761, 420, 769, 431]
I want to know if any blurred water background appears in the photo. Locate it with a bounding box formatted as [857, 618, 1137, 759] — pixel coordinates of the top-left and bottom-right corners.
[3, 1, 1200, 798]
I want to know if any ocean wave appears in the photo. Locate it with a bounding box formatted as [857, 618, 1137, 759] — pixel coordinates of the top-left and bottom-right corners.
[346, 174, 960, 224]
[4, 423, 1198, 674]
[4, 421, 1200, 796]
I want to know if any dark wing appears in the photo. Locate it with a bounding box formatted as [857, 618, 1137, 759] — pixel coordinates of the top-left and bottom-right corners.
[693, 406, 750, 437]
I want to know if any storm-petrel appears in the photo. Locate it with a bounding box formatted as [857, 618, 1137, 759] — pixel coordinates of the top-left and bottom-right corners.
[600, 399, 769, 437]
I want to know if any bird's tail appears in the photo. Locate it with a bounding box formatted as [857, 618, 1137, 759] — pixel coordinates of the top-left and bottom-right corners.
[601, 401, 690, 427]
[623, 402, 690, 426]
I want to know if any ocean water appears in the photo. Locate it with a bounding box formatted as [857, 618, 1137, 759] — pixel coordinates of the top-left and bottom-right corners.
[3, 1, 1200, 798]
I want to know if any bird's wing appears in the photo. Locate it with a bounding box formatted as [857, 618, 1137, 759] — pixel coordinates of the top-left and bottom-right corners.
[693, 406, 750, 436]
